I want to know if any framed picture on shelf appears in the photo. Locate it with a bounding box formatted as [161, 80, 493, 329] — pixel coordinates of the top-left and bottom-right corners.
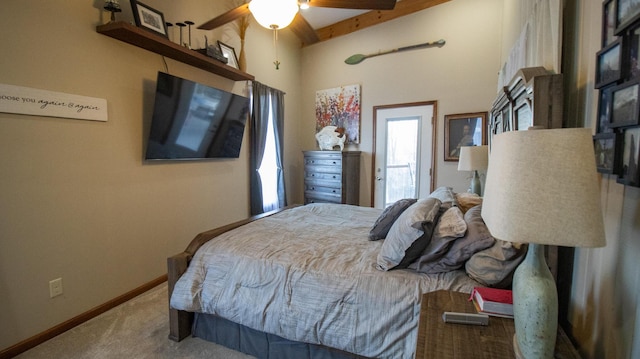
[130, 0, 168, 38]
[593, 132, 621, 174]
[596, 39, 622, 88]
[611, 80, 640, 127]
[617, 126, 640, 186]
[444, 112, 487, 161]
[218, 41, 239, 69]
[615, 0, 640, 35]
[603, 0, 616, 47]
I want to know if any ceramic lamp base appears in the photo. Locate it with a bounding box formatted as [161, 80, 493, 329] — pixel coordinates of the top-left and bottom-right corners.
[512, 243, 558, 359]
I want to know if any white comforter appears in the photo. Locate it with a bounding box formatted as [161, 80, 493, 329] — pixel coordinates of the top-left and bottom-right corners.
[170, 203, 479, 358]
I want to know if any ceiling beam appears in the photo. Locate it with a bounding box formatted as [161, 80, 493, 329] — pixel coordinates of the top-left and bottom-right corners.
[311, 0, 450, 46]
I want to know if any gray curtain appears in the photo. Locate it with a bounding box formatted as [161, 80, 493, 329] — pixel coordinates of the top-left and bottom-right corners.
[250, 81, 287, 215]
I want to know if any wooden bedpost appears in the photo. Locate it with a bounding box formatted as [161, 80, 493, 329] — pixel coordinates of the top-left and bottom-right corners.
[167, 252, 193, 341]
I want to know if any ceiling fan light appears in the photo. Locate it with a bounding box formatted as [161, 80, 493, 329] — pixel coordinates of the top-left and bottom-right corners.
[249, 0, 299, 29]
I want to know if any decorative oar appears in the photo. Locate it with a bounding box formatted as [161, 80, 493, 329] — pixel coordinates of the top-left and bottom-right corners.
[344, 39, 446, 65]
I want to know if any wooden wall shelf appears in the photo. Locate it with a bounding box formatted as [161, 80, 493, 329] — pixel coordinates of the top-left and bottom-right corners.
[96, 22, 254, 82]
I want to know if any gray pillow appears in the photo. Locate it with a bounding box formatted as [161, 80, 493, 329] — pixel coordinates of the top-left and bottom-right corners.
[376, 198, 441, 271]
[408, 206, 467, 271]
[466, 240, 527, 288]
[428, 186, 457, 205]
[413, 205, 495, 274]
[368, 198, 418, 240]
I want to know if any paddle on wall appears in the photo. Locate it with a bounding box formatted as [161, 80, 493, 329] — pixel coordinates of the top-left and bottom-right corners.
[344, 39, 446, 65]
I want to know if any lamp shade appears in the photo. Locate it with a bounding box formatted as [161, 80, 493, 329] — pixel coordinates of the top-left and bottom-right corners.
[481, 128, 605, 247]
[457, 145, 488, 171]
[249, 0, 299, 29]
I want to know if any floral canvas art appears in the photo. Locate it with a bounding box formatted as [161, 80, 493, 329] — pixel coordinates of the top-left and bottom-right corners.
[315, 84, 361, 144]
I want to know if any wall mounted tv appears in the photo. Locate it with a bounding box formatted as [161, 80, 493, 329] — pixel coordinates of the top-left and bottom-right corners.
[145, 72, 249, 160]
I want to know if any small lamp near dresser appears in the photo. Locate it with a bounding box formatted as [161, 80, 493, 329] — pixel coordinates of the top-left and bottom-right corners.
[481, 128, 606, 359]
[457, 145, 488, 196]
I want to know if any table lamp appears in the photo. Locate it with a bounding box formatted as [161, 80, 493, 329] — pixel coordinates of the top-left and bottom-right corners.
[457, 145, 488, 196]
[481, 128, 605, 359]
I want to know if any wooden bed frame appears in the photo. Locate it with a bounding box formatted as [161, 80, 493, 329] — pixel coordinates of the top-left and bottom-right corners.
[167, 205, 300, 341]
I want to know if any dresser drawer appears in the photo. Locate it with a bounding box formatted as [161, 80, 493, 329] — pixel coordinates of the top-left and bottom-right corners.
[304, 191, 341, 204]
[305, 184, 342, 195]
[304, 170, 342, 182]
[304, 157, 342, 167]
[305, 164, 342, 175]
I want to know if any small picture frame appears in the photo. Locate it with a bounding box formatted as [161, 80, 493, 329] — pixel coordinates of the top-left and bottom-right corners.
[603, 0, 617, 47]
[595, 39, 622, 88]
[610, 80, 640, 127]
[218, 41, 239, 69]
[130, 0, 168, 38]
[593, 132, 621, 174]
[617, 126, 640, 186]
[598, 84, 615, 133]
[616, 0, 640, 35]
[444, 112, 487, 161]
[627, 21, 640, 78]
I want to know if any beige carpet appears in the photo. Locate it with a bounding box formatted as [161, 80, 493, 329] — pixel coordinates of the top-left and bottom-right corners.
[16, 282, 255, 359]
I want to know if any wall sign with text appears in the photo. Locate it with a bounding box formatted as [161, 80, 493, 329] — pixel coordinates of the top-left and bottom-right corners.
[0, 83, 108, 122]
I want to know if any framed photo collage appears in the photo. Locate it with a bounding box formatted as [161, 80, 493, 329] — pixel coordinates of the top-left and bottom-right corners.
[596, 0, 640, 187]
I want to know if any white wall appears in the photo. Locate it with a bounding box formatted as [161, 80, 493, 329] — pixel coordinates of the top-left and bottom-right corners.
[300, 0, 504, 205]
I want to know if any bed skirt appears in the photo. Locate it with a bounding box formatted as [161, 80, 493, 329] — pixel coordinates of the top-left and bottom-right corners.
[192, 313, 370, 359]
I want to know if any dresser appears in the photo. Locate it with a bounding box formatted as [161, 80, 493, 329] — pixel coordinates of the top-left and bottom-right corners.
[303, 151, 361, 205]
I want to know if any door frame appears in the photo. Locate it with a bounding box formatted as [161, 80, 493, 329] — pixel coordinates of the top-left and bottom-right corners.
[371, 101, 438, 207]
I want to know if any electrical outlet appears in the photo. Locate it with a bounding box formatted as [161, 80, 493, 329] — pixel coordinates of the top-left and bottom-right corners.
[49, 278, 63, 298]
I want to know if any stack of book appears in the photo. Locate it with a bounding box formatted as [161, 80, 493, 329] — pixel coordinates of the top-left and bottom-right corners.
[469, 287, 514, 318]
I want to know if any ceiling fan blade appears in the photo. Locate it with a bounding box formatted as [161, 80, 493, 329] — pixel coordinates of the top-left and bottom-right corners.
[289, 13, 320, 46]
[308, 0, 396, 10]
[198, 4, 250, 30]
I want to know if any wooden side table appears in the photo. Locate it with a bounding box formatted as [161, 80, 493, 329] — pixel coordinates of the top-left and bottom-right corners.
[415, 290, 581, 359]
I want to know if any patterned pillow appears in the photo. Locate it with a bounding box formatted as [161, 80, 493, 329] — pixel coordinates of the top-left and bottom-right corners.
[376, 198, 441, 271]
[368, 198, 417, 240]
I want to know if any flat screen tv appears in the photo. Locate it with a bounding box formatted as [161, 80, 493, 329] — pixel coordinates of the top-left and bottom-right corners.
[145, 72, 249, 160]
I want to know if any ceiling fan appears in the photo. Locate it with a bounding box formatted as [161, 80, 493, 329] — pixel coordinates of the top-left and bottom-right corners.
[197, 0, 398, 46]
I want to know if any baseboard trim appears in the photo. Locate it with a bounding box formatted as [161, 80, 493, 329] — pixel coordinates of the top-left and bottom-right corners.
[0, 275, 167, 359]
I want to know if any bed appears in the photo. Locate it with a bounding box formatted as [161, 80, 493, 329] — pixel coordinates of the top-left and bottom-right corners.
[167, 188, 528, 359]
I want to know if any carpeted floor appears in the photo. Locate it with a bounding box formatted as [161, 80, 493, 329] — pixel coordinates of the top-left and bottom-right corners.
[16, 282, 255, 358]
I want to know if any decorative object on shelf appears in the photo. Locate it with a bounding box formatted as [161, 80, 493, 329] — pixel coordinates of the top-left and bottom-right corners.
[165, 22, 174, 43]
[344, 39, 446, 65]
[315, 85, 361, 144]
[315, 126, 347, 151]
[129, 0, 168, 38]
[218, 41, 239, 69]
[96, 22, 253, 81]
[184, 20, 195, 48]
[457, 146, 488, 196]
[176, 22, 186, 46]
[103, 0, 122, 23]
[482, 128, 605, 359]
[444, 112, 487, 161]
[234, 0, 250, 73]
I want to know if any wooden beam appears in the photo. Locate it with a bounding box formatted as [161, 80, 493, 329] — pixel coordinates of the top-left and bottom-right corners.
[312, 0, 450, 45]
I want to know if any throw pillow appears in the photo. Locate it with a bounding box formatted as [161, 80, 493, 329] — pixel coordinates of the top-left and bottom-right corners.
[376, 198, 441, 271]
[368, 198, 418, 240]
[466, 240, 527, 288]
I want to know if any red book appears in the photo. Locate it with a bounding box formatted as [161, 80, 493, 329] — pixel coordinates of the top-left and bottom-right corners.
[469, 287, 514, 318]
